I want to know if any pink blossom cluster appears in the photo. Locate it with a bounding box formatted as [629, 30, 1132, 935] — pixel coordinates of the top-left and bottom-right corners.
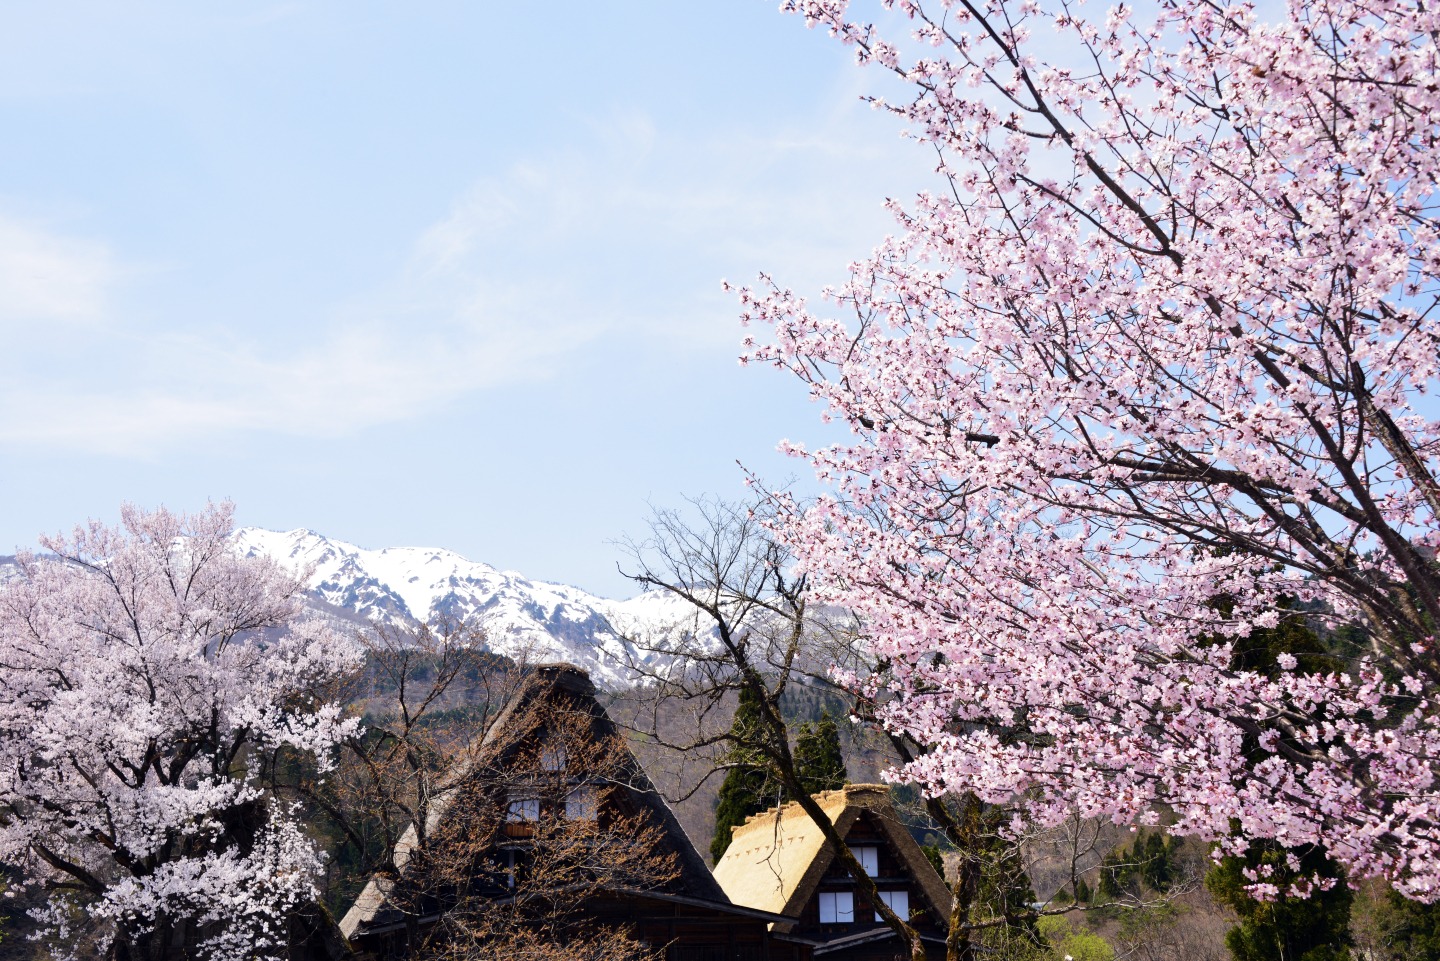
[0, 503, 361, 959]
[742, 0, 1440, 898]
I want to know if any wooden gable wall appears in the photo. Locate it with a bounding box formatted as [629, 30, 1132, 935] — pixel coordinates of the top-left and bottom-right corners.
[788, 812, 947, 961]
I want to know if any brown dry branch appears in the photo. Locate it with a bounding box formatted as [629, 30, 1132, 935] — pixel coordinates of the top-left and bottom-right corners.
[268, 617, 523, 911]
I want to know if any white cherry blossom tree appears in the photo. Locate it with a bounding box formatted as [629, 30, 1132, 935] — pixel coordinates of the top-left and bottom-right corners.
[0, 503, 361, 961]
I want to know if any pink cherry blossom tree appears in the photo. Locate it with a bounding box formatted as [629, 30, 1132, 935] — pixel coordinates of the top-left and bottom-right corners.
[0, 503, 361, 961]
[738, 0, 1440, 901]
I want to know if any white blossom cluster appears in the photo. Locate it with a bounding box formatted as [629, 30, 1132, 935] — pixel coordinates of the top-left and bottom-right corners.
[0, 502, 361, 960]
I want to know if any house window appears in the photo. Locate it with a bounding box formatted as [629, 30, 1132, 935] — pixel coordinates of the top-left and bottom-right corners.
[506, 794, 540, 822]
[565, 786, 597, 820]
[541, 744, 567, 771]
[850, 845, 879, 876]
[818, 890, 854, 924]
[875, 889, 909, 922]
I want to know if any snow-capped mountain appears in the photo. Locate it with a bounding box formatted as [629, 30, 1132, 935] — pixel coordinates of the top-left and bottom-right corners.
[231, 528, 694, 688]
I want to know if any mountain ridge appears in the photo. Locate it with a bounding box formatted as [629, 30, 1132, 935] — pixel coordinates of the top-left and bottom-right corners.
[232, 527, 691, 688]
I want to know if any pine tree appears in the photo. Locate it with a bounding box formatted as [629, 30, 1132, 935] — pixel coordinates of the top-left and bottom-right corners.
[921, 843, 946, 881]
[792, 710, 848, 797]
[1206, 843, 1352, 961]
[1369, 887, 1440, 959]
[1098, 846, 1134, 902]
[1141, 832, 1174, 893]
[1204, 602, 1353, 961]
[1095, 829, 1179, 905]
[710, 686, 777, 864]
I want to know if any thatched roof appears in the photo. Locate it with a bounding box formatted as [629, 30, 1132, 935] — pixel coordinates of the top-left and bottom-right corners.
[339, 663, 727, 941]
[711, 784, 953, 933]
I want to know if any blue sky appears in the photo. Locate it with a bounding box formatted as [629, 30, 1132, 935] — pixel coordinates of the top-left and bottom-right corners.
[0, 1, 930, 596]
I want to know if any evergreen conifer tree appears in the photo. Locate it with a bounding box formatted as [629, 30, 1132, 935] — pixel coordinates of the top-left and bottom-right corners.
[1204, 602, 1353, 961]
[1206, 843, 1352, 961]
[710, 685, 777, 864]
[1141, 832, 1174, 893]
[1096, 829, 1180, 904]
[921, 843, 946, 881]
[1373, 887, 1440, 959]
[793, 710, 848, 797]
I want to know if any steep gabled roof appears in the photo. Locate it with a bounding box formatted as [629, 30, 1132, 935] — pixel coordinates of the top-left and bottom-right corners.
[340, 663, 725, 941]
[711, 784, 952, 931]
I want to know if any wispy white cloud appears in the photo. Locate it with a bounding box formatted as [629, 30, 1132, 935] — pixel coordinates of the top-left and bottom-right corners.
[0, 215, 119, 332]
[0, 95, 925, 455]
[0, 319, 583, 451]
[402, 101, 924, 349]
[0, 288, 596, 454]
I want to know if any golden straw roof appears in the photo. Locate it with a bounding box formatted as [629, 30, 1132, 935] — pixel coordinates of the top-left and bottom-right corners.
[712, 784, 952, 932]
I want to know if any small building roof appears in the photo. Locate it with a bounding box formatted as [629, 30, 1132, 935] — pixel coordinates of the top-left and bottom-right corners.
[712, 784, 952, 931]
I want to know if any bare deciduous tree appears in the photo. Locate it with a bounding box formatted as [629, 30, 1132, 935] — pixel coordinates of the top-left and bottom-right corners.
[268, 617, 516, 911]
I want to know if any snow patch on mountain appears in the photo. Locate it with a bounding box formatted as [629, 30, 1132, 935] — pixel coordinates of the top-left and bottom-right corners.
[231, 528, 696, 688]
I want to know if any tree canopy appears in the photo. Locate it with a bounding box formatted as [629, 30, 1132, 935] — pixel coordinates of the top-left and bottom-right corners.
[0, 503, 361, 961]
[741, 0, 1440, 900]
[792, 710, 848, 797]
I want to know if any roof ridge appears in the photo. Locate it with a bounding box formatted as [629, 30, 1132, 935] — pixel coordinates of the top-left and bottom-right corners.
[736, 783, 891, 828]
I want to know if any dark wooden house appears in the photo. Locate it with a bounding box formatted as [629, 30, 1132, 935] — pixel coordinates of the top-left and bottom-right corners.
[712, 786, 952, 961]
[339, 663, 802, 961]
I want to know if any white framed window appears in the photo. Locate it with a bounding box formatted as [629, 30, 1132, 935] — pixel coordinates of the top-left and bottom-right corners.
[850, 845, 879, 876]
[565, 786, 597, 821]
[506, 794, 539, 822]
[540, 744, 567, 771]
[818, 890, 854, 924]
[874, 890, 909, 922]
